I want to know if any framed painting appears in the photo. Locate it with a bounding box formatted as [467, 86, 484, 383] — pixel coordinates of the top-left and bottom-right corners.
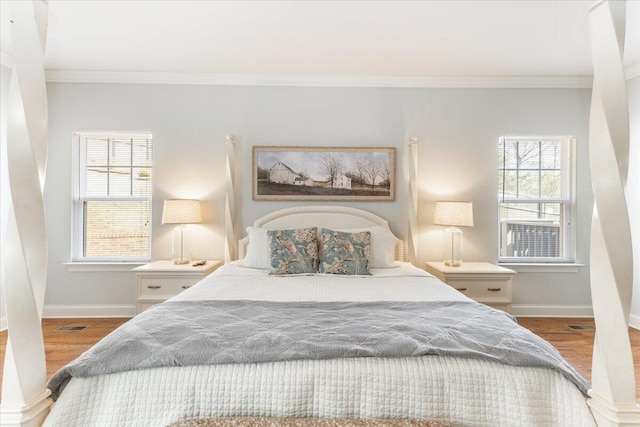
[253, 146, 395, 201]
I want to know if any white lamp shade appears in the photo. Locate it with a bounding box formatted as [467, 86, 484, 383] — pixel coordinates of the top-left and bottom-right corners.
[433, 201, 474, 227]
[161, 199, 202, 225]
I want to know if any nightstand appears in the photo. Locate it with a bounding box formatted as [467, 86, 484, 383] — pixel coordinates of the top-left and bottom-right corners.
[133, 260, 222, 314]
[424, 262, 516, 313]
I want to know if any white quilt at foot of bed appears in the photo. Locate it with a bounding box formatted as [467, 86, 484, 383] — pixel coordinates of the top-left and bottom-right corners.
[45, 355, 594, 427]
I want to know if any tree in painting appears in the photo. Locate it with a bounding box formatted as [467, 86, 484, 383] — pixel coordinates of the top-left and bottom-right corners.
[321, 153, 345, 187]
[380, 160, 392, 187]
[363, 160, 382, 189]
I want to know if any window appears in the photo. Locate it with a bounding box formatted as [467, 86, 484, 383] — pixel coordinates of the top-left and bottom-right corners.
[498, 136, 575, 263]
[73, 132, 153, 261]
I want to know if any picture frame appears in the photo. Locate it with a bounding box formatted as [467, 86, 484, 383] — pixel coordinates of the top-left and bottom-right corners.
[253, 146, 396, 201]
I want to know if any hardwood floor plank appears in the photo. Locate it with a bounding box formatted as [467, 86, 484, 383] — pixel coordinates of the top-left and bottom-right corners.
[517, 317, 640, 396]
[0, 318, 128, 396]
[1, 317, 638, 398]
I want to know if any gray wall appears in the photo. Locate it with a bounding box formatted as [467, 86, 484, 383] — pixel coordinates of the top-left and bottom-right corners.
[628, 76, 640, 322]
[42, 82, 594, 314]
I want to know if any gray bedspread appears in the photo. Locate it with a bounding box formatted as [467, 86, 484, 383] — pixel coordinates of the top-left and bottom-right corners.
[48, 300, 590, 400]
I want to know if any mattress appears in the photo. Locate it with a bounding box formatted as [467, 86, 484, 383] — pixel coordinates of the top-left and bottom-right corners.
[44, 263, 595, 427]
[172, 263, 468, 303]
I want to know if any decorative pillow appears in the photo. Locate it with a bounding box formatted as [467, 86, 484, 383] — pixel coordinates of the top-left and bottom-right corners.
[268, 227, 319, 274]
[337, 226, 399, 268]
[239, 227, 271, 269]
[320, 228, 372, 275]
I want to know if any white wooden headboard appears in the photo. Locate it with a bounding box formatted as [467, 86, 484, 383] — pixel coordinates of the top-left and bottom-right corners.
[238, 205, 405, 262]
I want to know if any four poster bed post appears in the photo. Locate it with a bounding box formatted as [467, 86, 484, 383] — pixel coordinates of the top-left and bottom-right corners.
[407, 136, 419, 264]
[224, 134, 237, 264]
[586, 1, 639, 424]
[1, 1, 51, 426]
[0, 1, 638, 426]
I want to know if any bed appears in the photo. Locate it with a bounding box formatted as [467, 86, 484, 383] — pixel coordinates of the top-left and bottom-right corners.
[43, 206, 595, 427]
[3, 2, 637, 425]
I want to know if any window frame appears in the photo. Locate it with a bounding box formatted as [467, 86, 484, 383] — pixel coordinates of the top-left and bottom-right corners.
[497, 136, 577, 264]
[72, 131, 153, 262]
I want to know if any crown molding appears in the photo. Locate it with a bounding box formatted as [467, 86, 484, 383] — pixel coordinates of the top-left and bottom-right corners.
[44, 69, 594, 89]
[625, 62, 640, 80]
[0, 51, 15, 68]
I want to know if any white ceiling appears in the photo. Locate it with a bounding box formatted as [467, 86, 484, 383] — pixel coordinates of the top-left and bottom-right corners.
[1, 0, 639, 80]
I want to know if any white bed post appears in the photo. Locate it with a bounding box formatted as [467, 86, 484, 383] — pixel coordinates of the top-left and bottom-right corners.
[587, 1, 640, 426]
[224, 134, 237, 262]
[407, 136, 419, 264]
[0, 1, 52, 426]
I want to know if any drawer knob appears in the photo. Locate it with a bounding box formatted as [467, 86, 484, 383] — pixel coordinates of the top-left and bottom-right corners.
[147, 285, 161, 289]
[182, 285, 191, 289]
[455, 288, 468, 292]
[488, 288, 502, 292]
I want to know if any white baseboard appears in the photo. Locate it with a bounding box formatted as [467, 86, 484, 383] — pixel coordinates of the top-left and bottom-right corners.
[15, 304, 599, 321]
[629, 314, 640, 330]
[14, 304, 636, 327]
[512, 304, 594, 317]
[43, 304, 135, 318]
[7, 303, 637, 328]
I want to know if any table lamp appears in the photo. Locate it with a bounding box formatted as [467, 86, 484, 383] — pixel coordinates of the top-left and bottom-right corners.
[161, 199, 202, 264]
[433, 201, 474, 267]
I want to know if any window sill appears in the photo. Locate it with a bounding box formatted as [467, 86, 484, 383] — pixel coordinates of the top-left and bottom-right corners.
[498, 263, 584, 273]
[64, 262, 146, 272]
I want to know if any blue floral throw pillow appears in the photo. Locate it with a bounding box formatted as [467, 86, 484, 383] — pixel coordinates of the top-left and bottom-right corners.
[320, 228, 372, 275]
[268, 227, 319, 274]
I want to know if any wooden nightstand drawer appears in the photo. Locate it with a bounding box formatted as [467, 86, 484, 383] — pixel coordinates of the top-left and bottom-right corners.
[424, 261, 516, 313]
[137, 276, 200, 299]
[136, 300, 161, 313]
[133, 260, 222, 314]
[449, 281, 510, 300]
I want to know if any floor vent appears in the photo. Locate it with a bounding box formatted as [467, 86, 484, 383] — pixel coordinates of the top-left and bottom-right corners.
[567, 325, 595, 331]
[56, 326, 87, 332]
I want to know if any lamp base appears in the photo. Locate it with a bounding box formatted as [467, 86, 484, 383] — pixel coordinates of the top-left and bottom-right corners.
[442, 226, 464, 268]
[173, 258, 190, 265]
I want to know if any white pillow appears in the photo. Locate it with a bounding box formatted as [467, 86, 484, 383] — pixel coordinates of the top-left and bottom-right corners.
[337, 226, 399, 268]
[239, 226, 271, 269]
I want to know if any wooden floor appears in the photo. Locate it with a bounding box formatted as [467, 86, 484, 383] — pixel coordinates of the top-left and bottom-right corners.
[0, 317, 639, 397]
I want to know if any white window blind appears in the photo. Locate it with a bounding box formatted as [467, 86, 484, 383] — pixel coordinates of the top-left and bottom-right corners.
[498, 136, 575, 262]
[73, 132, 153, 261]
